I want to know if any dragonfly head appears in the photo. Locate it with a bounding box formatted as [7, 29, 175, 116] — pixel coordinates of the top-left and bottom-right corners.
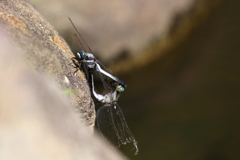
[110, 81, 126, 92]
[77, 50, 86, 59]
[116, 85, 125, 92]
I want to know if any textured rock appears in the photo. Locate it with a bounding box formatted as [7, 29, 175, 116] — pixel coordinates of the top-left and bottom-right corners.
[0, 31, 125, 160]
[0, 0, 95, 130]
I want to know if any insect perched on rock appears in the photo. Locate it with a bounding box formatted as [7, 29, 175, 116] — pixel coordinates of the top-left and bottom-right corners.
[69, 18, 126, 90]
[90, 73, 139, 155]
[69, 17, 138, 155]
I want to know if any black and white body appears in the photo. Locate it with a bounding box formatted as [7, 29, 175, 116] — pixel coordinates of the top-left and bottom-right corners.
[69, 17, 138, 155]
[90, 74, 139, 155]
[69, 17, 126, 89]
[76, 49, 127, 89]
[77, 51, 96, 69]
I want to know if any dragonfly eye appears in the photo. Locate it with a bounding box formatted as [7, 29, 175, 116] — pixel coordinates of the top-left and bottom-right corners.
[78, 50, 86, 59]
[116, 85, 124, 92]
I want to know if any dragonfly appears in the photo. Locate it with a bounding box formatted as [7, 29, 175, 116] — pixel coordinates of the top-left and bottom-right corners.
[69, 18, 138, 155]
[90, 72, 139, 155]
[68, 18, 127, 90]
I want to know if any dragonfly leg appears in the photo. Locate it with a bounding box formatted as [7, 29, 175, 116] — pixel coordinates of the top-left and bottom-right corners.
[70, 57, 82, 75]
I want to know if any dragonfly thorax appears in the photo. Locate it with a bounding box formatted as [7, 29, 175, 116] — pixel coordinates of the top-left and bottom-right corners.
[86, 60, 96, 69]
[77, 51, 96, 69]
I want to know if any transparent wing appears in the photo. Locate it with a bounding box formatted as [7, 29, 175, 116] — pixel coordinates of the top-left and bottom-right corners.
[111, 103, 137, 145]
[97, 104, 121, 147]
[97, 102, 139, 154]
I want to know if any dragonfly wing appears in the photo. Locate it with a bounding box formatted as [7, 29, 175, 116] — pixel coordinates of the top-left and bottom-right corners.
[111, 103, 136, 144]
[111, 102, 139, 154]
[97, 103, 139, 154]
[97, 105, 121, 147]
